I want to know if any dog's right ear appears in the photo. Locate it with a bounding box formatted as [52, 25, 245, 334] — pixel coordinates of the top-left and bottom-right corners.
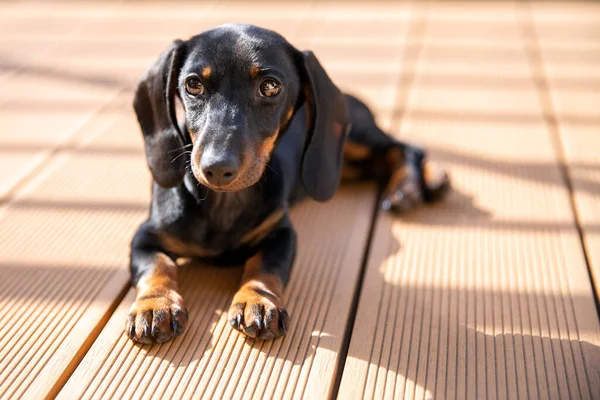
[133, 40, 187, 188]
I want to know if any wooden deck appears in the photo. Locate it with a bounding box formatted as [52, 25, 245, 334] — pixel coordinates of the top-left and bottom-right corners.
[1, 1, 599, 399]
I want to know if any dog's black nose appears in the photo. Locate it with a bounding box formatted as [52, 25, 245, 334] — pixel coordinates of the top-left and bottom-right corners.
[201, 155, 239, 186]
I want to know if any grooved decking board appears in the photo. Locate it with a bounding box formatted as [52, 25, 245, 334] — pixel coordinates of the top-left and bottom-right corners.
[0, 104, 151, 399]
[559, 127, 600, 321]
[338, 3, 600, 399]
[59, 186, 375, 400]
[338, 122, 600, 400]
[531, 0, 600, 311]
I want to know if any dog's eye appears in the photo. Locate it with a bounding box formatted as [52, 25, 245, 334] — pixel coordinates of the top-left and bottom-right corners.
[185, 77, 204, 96]
[259, 79, 281, 97]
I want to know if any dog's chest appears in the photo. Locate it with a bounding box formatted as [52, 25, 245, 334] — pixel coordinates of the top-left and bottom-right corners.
[158, 189, 266, 257]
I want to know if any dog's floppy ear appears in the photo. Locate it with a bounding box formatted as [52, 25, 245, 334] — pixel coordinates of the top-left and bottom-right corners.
[297, 51, 350, 202]
[133, 40, 187, 188]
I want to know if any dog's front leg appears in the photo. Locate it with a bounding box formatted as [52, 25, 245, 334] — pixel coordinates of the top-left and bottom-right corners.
[228, 214, 296, 340]
[126, 223, 187, 344]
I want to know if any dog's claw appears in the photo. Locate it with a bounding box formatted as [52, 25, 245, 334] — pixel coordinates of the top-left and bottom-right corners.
[279, 309, 289, 336]
[171, 308, 187, 337]
[244, 324, 259, 338]
[171, 318, 178, 335]
[230, 313, 242, 330]
[128, 323, 135, 339]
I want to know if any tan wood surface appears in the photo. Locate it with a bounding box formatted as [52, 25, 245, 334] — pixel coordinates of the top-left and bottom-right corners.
[532, 1, 600, 317]
[338, 2, 600, 399]
[0, 1, 599, 399]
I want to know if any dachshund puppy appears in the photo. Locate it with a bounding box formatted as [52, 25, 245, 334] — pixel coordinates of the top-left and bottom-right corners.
[126, 24, 449, 344]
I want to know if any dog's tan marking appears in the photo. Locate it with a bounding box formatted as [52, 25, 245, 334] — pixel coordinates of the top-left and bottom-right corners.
[385, 147, 405, 169]
[202, 66, 212, 80]
[240, 209, 285, 246]
[250, 64, 260, 79]
[228, 252, 288, 339]
[136, 253, 178, 293]
[159, 232, 222, 258]
[384, 164, 412, 194]
[341, 163, 362, 180]
[240, 252, 284, 296]
[126, 253, 187, 344]
[188, 128, 198, 141]
[285, 107, 294, 123]
[423, 160, 448, 189]
[257, 127, 280, 162]
[344, 142, 371, 160]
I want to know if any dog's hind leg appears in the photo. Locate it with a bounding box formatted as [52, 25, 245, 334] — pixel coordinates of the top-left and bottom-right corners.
[342, 95, 450, 212]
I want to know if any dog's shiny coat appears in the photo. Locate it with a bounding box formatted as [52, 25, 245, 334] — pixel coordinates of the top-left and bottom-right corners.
[127, 24, 449, 344]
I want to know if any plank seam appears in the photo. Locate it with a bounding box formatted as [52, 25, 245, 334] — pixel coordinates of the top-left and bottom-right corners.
[329, 4, 430, 398]
[329, 190, 381, 400]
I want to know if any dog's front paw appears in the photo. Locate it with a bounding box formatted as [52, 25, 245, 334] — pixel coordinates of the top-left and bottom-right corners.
[126, 290, 188, 344]
[228, 286, 289, 340]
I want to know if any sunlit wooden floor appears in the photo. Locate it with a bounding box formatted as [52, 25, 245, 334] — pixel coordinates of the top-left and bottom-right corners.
[0, 1, 599, 398]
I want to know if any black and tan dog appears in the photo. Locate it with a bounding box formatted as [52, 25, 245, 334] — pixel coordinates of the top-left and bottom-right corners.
[126, 24, 449, 344]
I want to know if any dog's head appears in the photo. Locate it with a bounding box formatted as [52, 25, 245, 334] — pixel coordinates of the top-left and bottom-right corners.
[133, 24, 349, 201]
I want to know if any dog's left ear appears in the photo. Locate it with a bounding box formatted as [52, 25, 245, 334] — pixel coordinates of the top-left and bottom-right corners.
[297, 51, 350, 202]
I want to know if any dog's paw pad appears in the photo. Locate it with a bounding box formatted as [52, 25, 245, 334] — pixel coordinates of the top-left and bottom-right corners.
[125, 290, 187, 344]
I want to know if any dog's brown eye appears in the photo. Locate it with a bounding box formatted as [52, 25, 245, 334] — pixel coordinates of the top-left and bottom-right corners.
[259, 79, 281, 97]
[185, 78, 204, 96]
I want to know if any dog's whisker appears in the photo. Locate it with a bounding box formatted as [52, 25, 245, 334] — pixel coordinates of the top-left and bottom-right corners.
[168, 143, 193, 153]
[264, 162, 278, 175]
[171, 151, 192, 163]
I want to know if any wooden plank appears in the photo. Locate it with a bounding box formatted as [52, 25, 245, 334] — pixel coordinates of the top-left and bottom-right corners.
[338, 123, 600, 400]
[533, 0, 600, 333]
[0, 105, 151, 399]
[338, 3, 600, 398]
[58, 185, 376, 400]
[558, 122, 600, 342]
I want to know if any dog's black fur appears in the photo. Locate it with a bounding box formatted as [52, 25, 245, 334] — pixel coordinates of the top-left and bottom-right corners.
[126, 24, 449, 344]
